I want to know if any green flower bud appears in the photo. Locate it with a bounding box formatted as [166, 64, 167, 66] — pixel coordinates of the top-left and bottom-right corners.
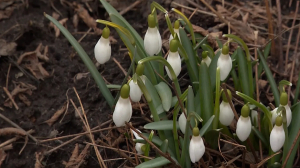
[275, 116, 283, 126]
[280, 91, 288, 106]
[192, 127, 200, 136]
[169, 39, 179, 52]
[136, 64, 145, 76]
[120, 84, 130, 99]
[102, 26, 110, 39]
[202, 51, 208, 59]
[174, 20, 180, 29]
[148, 14, 156, 28]
[222, 89, 232, 102]
[241, 104, 250, 118]
[222, 45, 229, 55]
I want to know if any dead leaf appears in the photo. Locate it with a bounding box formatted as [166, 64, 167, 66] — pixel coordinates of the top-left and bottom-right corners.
[266, 92, 274, 103]
[45, 102, 67, 126]
[35, 152, 44, 168]
[18, 93, 31, 106]
[73, 72, 90, 83]
[0, 149, 6, 167]
[0, 127, 26, 136]
[63, 144, 90, 168]
[64, 144, 79, 168]
[192, 24, 216, 48]
[0, 39, 17, 56]
[243, 12, 249, 23]
[73, 14, 79, 30]
[258, 79, 268, 89]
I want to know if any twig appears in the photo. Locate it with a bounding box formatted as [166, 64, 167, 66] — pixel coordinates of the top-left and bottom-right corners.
[125, 122, 180, 167]
[289, 0, 294, 8]
[172, 2, 216, 17]
[282, 122, 300, 167]
[6, 64, 11, 89]
[276, 0, 284, 71]
[0, 130, 34, 148]
[264, 0, 275, 57]
[112, 58, 127, 76]
[288, 21, 300, 102]
[44, 135, 82, 155]
[3, 87, 19, 110]
[119, 0, 143, 15]
[284, 0, 299, 73]
[257, 151, 281, 167]
[73, 87, 107, 168]
[0, 113, 38, 143]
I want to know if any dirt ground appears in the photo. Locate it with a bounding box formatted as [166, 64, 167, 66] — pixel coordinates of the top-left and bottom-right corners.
[0, 0, 299, 168]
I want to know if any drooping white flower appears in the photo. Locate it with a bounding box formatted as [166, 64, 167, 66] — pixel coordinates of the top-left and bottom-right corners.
[217, 45, 232, 81]
[271, 106, 292, 127]
[270, 116, 285, 152]
[178, 112, 187, 134]
[166, 39, 181, 79]
[129, 75, 145, 102]
[113, 84, 132, 127]
[94, 27, 111, 64]
[169, 28, 180, 43]
[144, 14, 162, 56]
[189, 127, 205, 163]
[219, 90, 234, 126]
[236, 104, 251, 142]
[201, 51, 211, 67]
[132, 129, 145, 155]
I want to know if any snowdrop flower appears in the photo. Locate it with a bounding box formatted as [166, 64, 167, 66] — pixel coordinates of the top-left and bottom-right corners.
[201, 51, 211, 67]
[236, 104, 251, 142]
[132, 129, 145, 155]
[129, 64, 145, 102]
[113, 84, 132, 126]
[189, 127, 205, 163]
[166, 39, 181, 79]
[219, 90, 234, 126]
[144, 14, 162, 56]
[94, 27, 111, 64]
[270, 116, 285, 152]
[271, 92, 292, 127]
[169, 20, 181, 43]
[178, 112, 187, 134]
[217, 45, 232, 81]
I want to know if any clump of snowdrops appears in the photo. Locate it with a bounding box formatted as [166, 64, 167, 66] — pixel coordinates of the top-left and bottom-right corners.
[45, 0, 300, 167]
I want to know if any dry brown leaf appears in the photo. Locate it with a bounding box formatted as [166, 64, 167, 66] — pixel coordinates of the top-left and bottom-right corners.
[3, 83, 36, 108]
[64, 144, 79, 168]
[73, 14, 79, 30]
[0, 127, 26, 136]
[74, 144, 90, 168]
[0, 149, 6, 167]
[45, 102, 68, 126]
[0, 39, 17, 56]
[35, 152, 44, 168]
[266, 92, 274, 103]
[243, 12, 249, 23]
[73, 2, 102, 35]
[18, 93, 31, 106]
[192, 24, 216, 48]
[258, 79, 268, 89]
[73, 72, 90, 83]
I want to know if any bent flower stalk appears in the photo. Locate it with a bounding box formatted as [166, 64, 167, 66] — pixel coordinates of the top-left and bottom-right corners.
[113, 84, 132, 126]
[94, 26, 111, 64]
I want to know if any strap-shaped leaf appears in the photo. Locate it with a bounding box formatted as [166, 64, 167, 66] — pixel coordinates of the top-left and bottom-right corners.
[155, 82, 172, 111]
[136, 157, 171, 168]
[144, 120, 179, 130]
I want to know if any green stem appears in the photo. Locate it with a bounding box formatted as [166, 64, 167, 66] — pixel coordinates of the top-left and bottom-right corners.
[213, 67, 221, 129]
[172, 107, 181, 161]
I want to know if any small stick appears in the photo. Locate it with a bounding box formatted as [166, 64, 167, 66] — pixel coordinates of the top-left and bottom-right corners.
[44, 135, 82, 155]
[282, 128, 300, 168]
[0, 130, 34, 148]
[119, 0, 142, 15]
[0, 113, 38, 143]
[276, 0, 284, 71]
[3, 87, 19, 110]
[264, 0, 275, 56]
[113, 58, 127, 76]
[125, 122, 180, 167]
[188, 5, 198, 20]
[6, 63, 11, 88]
[289, 0, 294, 7]
[284, 0, 299, 73]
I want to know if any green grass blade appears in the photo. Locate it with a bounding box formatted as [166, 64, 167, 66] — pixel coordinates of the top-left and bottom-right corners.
[293, 70, 300, 105]
[44, 13, 114, 108]
[237, 47, 250, 97]
[257, 49, 280, 106]
[193, 35, 208, 50]
[144, 120, 179, 130]
[200, 115, 215, 136]
[199, 62, 213, 128]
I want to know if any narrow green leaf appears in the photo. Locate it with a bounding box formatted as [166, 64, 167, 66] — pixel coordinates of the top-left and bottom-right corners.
[136, 157, 171, 168]
[160, 139, 169, 153]
[216, 37, 223, 48]
[155, 82, 172, 111]
[200, 115, 215, 136]
[257, 42, 271, 78]
[252, 126, 268, 147]
[258, 49, 280, 106]
[208, 51, 221, 90]
[193, 35, 208, 50]
[44, 13, 114, 108]
[144, 120, 179, 130]
[237, 47, 250, 97]
[145, 76, 161, 108]
[213, 67, 220, 129]
[144, 131, 154, 161]
[199, 62, 213, 127]
[151, 1, 168, 13]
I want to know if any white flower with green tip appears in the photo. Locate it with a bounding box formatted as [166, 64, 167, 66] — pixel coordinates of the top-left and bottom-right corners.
[189, 127, 205, 163]
[178, 112, 187, 134]
[270, 116, 285, 152]
[132, 129, 145, 155]
[166, 39, 181, 79]
[236, 104, 251, 142]
[271, 92, 292, 127]
[144, 14, 162, 56]
[94, 27, 111, 64]
[129, 64, 145, 102]
[219, 90, 234, 126]
[217, 45, 232, 81]
[201, 51, 211, 67]
[113, 84, 132, 126]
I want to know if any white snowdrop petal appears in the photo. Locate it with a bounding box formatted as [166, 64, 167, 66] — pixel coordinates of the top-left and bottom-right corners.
[132, 129, 142, 140]
[189, 135, 205, 163]
[169, 29, 181, 43]
[129, 80, 143, 102]
[178, 113, 187, 134]
[113, 97, 132, 127]
[94, 37, 111, 64]
[202, 57, 211, 67]
[236, 116, 251, 142]
[217, 53, 232, 81]
[165, 51, 181, 79]
[144, 27, 162, 56]
[271, 108, 278, 125]
[135, 143, 145, 154]
[284, 105, 292, 127]
[219, 101, 234, 126]
[270, 125, 285, 152]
